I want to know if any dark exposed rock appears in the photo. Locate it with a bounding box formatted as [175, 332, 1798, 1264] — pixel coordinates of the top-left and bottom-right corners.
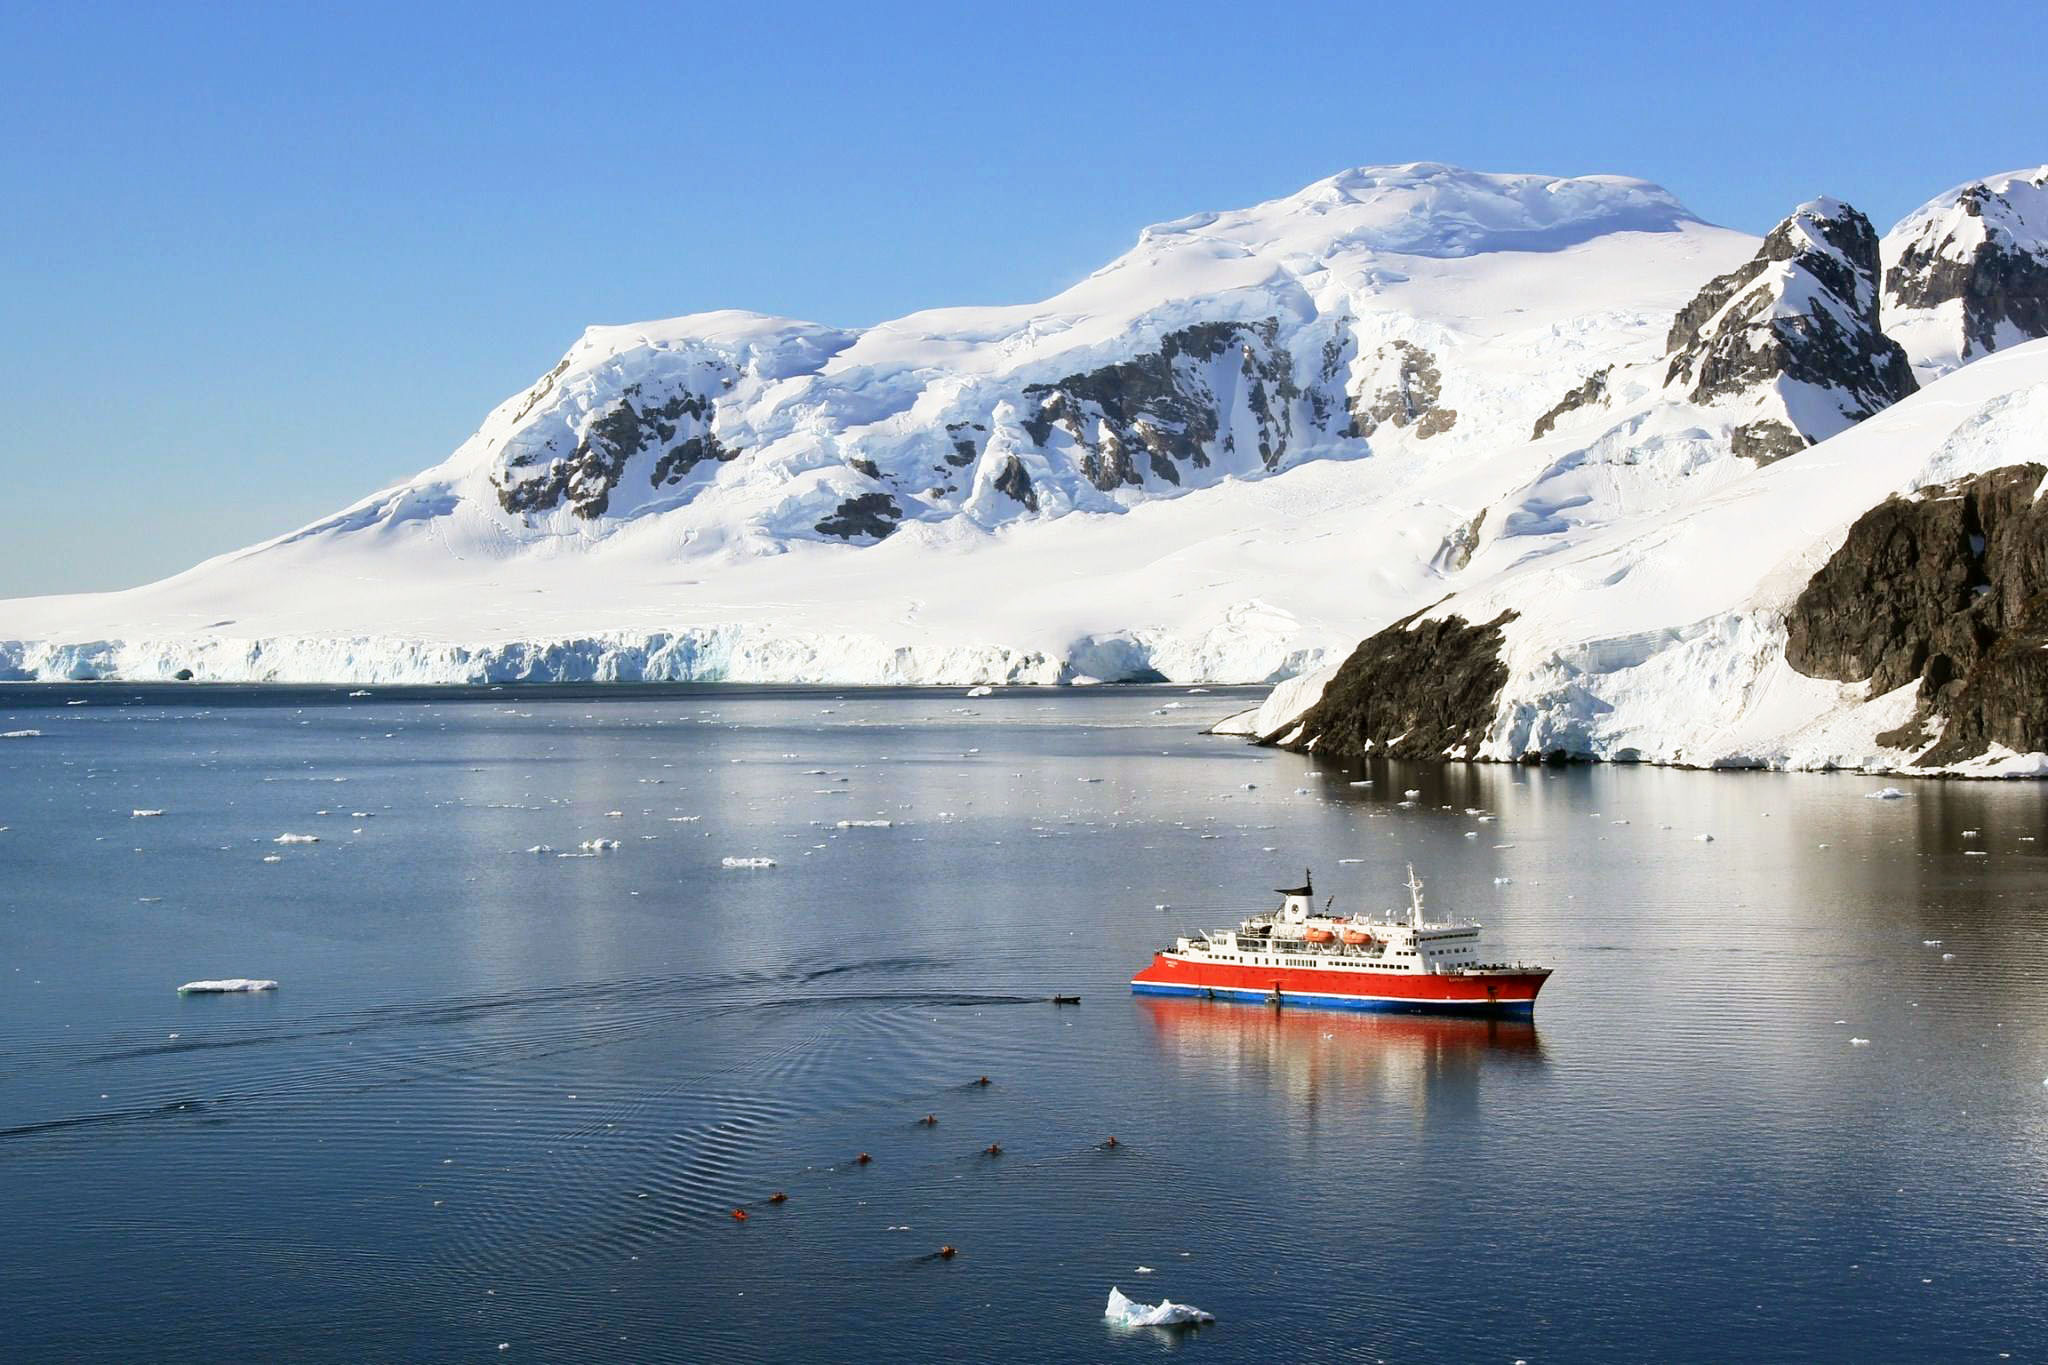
[649, 429, 737, 487]
[814, 492, 903, 541]
[993, 455, 1038, 512]
[1730, 420, 1807, 464]
[497, 385, 727, 518]
[1348, 341, 1457, 439]
[1784, 464, 2048, 765]
[848, 458, 882, 480]
[1268, 608, 1516, 761]
[1885, 173, 2048, 364]
[944, 421, 985, 467]
[1530, 365, 1610, 439]
[1021, 319, 1299, 491]
[1664, 200, 1916, 445]
[173, 668, 194, 681]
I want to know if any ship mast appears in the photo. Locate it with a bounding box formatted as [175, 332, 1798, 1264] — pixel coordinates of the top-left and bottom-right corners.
[1406, 864, 1425, 927]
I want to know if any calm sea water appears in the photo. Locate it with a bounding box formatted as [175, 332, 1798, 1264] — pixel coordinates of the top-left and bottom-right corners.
[2, 683, 2045, 1363]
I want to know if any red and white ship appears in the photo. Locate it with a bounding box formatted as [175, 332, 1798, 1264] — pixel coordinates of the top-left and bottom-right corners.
[1131, 867, 1550, 1016]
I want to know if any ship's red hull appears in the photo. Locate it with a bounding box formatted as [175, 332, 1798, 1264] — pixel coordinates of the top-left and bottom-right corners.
[1130, 952, 1547, 1015]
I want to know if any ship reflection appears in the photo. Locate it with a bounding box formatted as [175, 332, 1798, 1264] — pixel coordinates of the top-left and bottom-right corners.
[1137, 995, 1543, 1120]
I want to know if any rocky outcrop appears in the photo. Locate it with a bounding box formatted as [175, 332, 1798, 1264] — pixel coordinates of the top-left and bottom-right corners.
[1021, 319, 1302, 490]
[1530, 365, 1610, 438]
[1348, 341, 1457, 439]
[813, 493, 902, 541]
[496, 383, 728, 518]
[993, 455, 1038, 512]
[1884, 168, 2048, 371]
[1785, 464, 2048, 765]
[1268, 608, 1514, 761]
[1664, 199, 1916, 453]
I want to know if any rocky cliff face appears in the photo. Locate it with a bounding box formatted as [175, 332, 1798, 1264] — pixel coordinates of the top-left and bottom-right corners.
[1785, 463, 2048, 765]
[1883, 167, 2048, 378]
[1663, 199, 1917, 461]
[1019, 319, 1318, 489]
[1265, 609, 1515, 761]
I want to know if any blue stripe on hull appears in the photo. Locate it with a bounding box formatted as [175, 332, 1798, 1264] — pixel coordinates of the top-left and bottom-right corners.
[1130, 980, 1536, 1017]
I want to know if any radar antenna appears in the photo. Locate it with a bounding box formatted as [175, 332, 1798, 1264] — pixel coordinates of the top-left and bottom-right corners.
[1406, 864, 1426, 927]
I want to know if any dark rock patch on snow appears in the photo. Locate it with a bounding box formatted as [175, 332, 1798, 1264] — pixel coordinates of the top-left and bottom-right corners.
[1349, 341, 1457, 439]
[1021, 319, 1301, 490]
[1530, 365, 1610, 439]
[814, 493, 903, 542]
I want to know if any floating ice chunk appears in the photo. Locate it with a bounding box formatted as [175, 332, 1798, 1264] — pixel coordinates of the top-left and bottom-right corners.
[1942, 953, 1956, 961]
[1106, 1286, 1213, 1328]
[1923, 940, 1942, 947]
[1694, 834, 1715, 842]
[347, 690, 371, 697]
[178, 979, 278, 994]
[965, 686, 993, 698]
[1964, 851, 1988, 857]
[1337, 858, 1363, 864]
[667, 815, 702, 823]
[132, 809, 164, 818]
[525, 845, 554, 855]
[1493, 877, 1514, 885]
[273, 833, 320, 844]
[1866, 787, 1907, 800]
[1961, 829, 1981, 839]
[1, 730, 42, 739]
[1850, 1037, 1870, 1046]
[1463, 831, 1478, 839]
[1348, 780, 1372, 788]
[261, 854, 282, 863]
[579, 838, 620, 852]
[604, 810, 624, 818]
[1402, 789, 1421, 799]
[722, 857, 777, 869]
[836, 819, 893, 829]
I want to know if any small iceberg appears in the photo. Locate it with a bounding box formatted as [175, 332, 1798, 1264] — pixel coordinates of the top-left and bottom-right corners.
[1694, 833, 1715, 842]
[347, 690, 372, 698]
[1, 729, 41, 739]
[722, 856, 777, 869]
[1866, 787, 1907, 800]
[178, 979, 278, 994]
[965, 685, 993, 698]
[835, 819, 893, 828]
[273, 833, 320, 845]
[578, 838, 620, 852]
[1105, 1286, 1213, 1329]
[132, 809, 165, 818]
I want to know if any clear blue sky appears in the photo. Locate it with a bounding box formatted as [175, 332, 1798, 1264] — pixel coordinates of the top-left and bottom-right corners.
[3, 0, 2042, 596]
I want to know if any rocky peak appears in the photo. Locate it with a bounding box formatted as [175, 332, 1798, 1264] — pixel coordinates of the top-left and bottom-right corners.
[1882, 167, 2048, 378]
[1662, 199, 1916, 461]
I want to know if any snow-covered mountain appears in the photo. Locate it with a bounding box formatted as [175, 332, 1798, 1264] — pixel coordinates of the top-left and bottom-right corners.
[1883, 166, 2048, 381]
[0, 164, 1757, 684]
[6, 160, 2048, 778]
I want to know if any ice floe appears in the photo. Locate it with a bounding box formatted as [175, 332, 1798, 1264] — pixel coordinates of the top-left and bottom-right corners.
[178, 978, 278, 994]
[273, 833, 320, 844]
[722, 856, 777, 869]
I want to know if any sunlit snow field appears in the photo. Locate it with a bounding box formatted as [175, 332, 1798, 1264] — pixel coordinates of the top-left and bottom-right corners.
[2, 684, 2044, 1363]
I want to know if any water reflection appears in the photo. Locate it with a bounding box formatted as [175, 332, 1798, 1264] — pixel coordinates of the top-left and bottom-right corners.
[1136, 995, 1542, 1121]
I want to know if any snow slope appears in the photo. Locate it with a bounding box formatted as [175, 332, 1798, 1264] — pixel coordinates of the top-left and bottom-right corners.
[0, 164, 1759, 684]
[1232, 338, 2048, 774]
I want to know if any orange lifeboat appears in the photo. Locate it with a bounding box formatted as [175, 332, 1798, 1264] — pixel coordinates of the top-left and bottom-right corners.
[1341, 927, 1372, 946]
[1305, 925, 1336, 944]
